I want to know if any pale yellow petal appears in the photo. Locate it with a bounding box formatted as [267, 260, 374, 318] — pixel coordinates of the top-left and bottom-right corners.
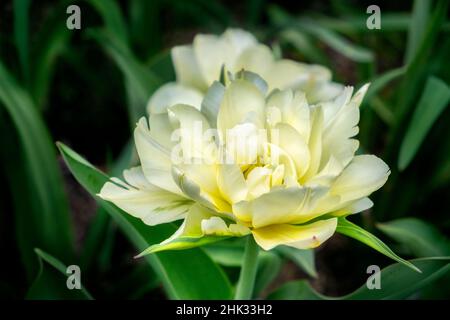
[171, 45, 207, 90]
[217, 79, 265, 132]
[275, 123, 310, 178]
[217, 164, 248, 204]
[147, 83, 203, 115]
[252, 218, 338, 250]
[331, 155, 390, 202]
[134, 117, 182, 195]
[98, 167, 191, 225]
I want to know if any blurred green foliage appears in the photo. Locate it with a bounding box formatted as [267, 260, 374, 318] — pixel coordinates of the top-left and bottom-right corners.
[0, 0, 449, 299]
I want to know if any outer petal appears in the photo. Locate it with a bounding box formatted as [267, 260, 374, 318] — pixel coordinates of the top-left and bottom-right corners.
[252, 218, 338, 250]
[171, 45, 207, 90]
[233, 44, 273, 76]
[331, 155, 390, 202]
[222, 28, 257, 54]
[321, 85, 368, 168]
[193, 34, 230, 86]
[233, 186, 328, 228]
[98, 167, 192, 225]
[147, 83, 203, 115]
[134, 117, 182, 195]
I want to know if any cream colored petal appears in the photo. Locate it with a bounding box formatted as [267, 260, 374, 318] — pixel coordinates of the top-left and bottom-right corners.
[300, 106, 324, 182]
[168, 104, 211, 160]
[321, 85, 369, 168]
[201, 216, 251, 236]
[172, 165, 231, 214]
[265, 60, 310, 91]
[252, 218, 338, 250]
[306, 81, 344, 104]
[331, 155, 390, 203]
[223, 28, 257, 54]
[332, 197, 374, 217]
[222, 122, 261, 166]
[171, 45, 207, 90]
[246, 166, 272, 199]
[232, 44, 273, 75]
[193, 34, 230, 85]
[305, 155, 343, 187]
[249, 186, 329, 228]
[147, 83, 203, 115]
[217, 164, 248, 204]
[134, 117, 182, 195]
[217, 79, 265, 132]
[266, 90, 311, 145]
[275, 123, 310, 178]
[148, 113, 174, 149]
[98, 167, 191, 226]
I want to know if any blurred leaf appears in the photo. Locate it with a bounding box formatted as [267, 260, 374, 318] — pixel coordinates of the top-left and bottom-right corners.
[364, 67, 406, 103]
[405, 0, 430, 64]
[247, 0, 265, 27]
[0, 63, 74, 279]
[394, 0, 449, 125]
[369, 96, 395, 126]
[31, 2, 72, 109]
[298, 19, 374, 63]
[276, 247, 317, 278]
[268, 7, 374, 63]
[90, 29, 162, 122]
[254, 251, 281, 297]
[377, 218, 450, 258]
[129, 0, 162, 59]
[26, 249, 93, 300]
[336, 218, 420, 272]
[87, 0, 128, 42]
[146, 50, 176, 83]
[13, 0, 31, 85]
[398, 76, 450, 170]
[268, 257, 450, 300]
[204, 243, 244, 267]
[278, 29, 329, 66]
[58, 142, 232, 299]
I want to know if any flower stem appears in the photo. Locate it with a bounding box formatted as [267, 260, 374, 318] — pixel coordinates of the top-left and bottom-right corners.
[234, 236, 259, 300]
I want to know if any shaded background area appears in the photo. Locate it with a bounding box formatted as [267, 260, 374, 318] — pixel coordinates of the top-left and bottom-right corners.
[0, 0, 449, 299]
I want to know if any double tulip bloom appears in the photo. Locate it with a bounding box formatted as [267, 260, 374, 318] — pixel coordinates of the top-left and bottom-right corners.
[99, 29, 390, 254]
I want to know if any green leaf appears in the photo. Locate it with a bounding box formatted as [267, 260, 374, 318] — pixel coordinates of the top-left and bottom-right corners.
[268, 257, 450, 300]
[276, 247, 318, 278]
[405, 0, 430, 64]
[0, 63, 74, 279]
[268, 7, 374, 63]
[398, 76, 450, 170]
[87, 0, 128, 43]
[254, 251, 282, 297]
[57, 142, 232, 299]
[364, 67, 406, 103]
[13, 0, 31, 85]
[336, 218, 420, 273]
[377, 218, 450, 258]
[278, 29, 329, 66]
[298, 19, 374, 63]
[89, 29, 162, 122]
[30, 2, 71, 109]
[136, 235, 229, 256]
[203, 241, 245, 267]
[26, 249, 93, 300]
